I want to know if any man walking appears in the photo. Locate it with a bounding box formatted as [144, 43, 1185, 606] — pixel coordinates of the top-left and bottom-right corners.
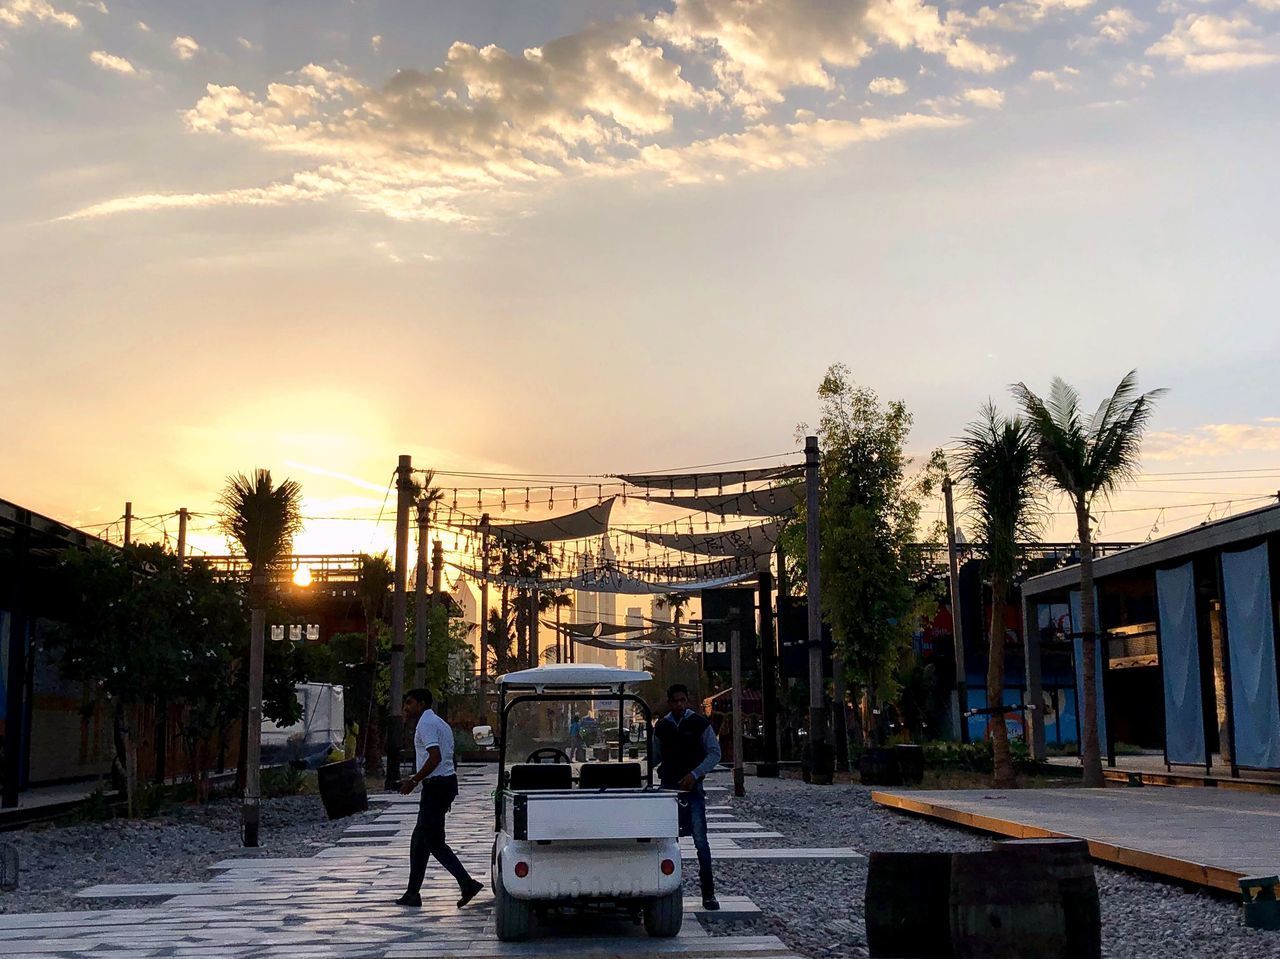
[652, 683, 720, 910]
[396, 688, 485, 908]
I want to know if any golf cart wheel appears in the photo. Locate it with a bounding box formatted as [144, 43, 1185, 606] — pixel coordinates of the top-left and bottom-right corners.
[494, 868, 533, 942]
[643, 889, 684, 938]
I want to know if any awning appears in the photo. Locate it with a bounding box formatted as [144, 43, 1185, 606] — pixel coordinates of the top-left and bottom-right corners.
[616, 465, 801, 492]
[645, 485, 802, 517]
[625, 520, 781, 557]
[454, 497, 615, 543]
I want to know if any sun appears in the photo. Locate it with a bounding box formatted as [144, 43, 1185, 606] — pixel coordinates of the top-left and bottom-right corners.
[292, 565, 313, 587]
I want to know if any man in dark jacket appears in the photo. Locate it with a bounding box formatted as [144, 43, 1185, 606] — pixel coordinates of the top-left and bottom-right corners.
[652, 683, 721, 909]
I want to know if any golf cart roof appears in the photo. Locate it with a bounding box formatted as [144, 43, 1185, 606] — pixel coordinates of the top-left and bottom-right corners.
[497, 663, 652, 690]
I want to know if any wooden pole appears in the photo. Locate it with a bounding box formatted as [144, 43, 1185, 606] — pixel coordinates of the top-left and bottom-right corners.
[479, 518, 490, 685]
[943, 476, 969, 743]
[242, 578, 266, 846]
[176, 508, 188, 565]
[386, 454, 413, 790]
[123, 501, 133, 546]
[757, 564, 779, 771]
[730, 613, 745, 798]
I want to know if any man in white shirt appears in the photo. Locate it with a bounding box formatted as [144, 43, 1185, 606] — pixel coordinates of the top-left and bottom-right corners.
[395, 688, 484, 908]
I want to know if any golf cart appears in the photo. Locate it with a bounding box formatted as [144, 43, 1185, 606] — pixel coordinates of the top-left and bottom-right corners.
[491, 663, 682, 942]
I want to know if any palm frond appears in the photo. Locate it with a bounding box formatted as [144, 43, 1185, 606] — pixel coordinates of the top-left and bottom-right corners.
[217, 469, 303, 570]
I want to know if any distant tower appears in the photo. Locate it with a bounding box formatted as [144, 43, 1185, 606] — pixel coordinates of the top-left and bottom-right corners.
[625, 606, 644, 671]
[595, 537, 618, 667]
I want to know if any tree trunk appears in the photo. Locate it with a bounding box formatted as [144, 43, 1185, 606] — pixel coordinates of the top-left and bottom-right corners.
[516, 588, 528, 668]
[1076, 505, 1104, 788]
[988, 580, 1015, 788]
[118, 703, 138, 817]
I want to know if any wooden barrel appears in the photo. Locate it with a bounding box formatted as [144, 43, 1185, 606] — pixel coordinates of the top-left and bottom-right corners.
[950, 850, 1068, 959]
[865, 851, 953, 958]
[859, 748, 902, 787]
[997, 839, 1101, 959]
[317, 758, 368, 820]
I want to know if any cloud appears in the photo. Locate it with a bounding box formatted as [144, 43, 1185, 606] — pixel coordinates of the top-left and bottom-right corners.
[65, 5, 1000, 225]
[1248, 0, 1280, 10]
[371, 34, 382, 52]
[135, 18, 147, 31]
[171, 34, 199, 60]
[957, 0, 1095, 33]
[1112, 60, 1155, 85]
[1147, 14, 1278, 71]
[1145, 421, 1280, 460]
[1030, 65, 1080, 89]
[89, 49, 136, 74]
[0, 0, 80, 30]
[236, 36, 258, 52]
[960, 85, 1005, 107]
[868, 75, 908, 95]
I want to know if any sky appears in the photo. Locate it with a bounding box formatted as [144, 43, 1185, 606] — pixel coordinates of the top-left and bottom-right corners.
[2, 0, 1279, 560]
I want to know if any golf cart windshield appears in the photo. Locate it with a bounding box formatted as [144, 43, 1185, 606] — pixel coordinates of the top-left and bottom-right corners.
[504, 694, 650, 771]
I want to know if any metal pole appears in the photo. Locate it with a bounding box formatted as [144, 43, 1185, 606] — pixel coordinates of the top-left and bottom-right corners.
[943, 476, 969, 743]
[176, 508, 188, 565]
[386, 454, 413, 790]
[123, 501, 133, 546]
[730, 613, 745, 798]
[804, 436, 826, 749]
[414, 502, 429, 690]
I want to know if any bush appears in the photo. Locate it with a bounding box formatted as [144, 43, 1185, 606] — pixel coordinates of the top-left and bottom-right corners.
[261, 764, 308, 798]
[452, 727, 477, 753]
[922, 739, 1046, 775]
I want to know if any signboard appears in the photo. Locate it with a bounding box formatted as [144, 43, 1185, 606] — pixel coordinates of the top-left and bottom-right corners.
[700, 586, 757, 672]
[778, 597, 832, 680]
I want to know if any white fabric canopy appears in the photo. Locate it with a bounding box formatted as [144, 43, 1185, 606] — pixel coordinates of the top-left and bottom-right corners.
[626, 520, 781, 557]
[616, 465, 801, 491]
[450, 561, 754, 595]
[455, 497, 615, 543]
[645, 485, 802, 517]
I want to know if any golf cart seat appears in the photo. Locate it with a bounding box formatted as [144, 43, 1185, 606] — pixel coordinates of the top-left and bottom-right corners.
[578, 762, 643, 790]
[508, 763, 572, 791]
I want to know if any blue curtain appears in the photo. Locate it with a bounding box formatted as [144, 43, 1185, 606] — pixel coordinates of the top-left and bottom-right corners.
[1222, 545, 1280, 770]
[1156, 563, 1206, 766]
[1069, 589, 1107, 750]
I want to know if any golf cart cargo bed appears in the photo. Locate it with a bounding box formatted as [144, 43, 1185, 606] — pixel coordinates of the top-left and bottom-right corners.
[506, 788, 677, 841]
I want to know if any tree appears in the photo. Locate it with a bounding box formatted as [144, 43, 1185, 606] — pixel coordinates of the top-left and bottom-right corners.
[355, 552, 393, 763]
[1012, 371, 1164, 786]
[218, 468, 302, 847]
[786, 364, 940, 746]
[955, 404, 1043, 788]
[546, 591, 573, 661]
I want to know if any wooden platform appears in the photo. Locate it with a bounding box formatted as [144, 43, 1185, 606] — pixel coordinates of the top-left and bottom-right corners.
[872, 787, 1280, 893]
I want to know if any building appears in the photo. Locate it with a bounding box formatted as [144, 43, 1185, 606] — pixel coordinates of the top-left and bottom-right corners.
[624, 606, 645, 671]
[1020, 502, 1280, 776]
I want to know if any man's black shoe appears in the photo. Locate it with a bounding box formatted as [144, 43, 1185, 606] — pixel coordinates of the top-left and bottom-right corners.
[702, 896, 720, 911]
[395, 892, 421, 907]
[457, 879, 484, 907]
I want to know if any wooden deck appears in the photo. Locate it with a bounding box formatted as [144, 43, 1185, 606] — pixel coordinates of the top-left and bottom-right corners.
[872, 787, 1280, 893]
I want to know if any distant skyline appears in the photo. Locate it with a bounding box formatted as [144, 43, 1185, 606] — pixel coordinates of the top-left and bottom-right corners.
[3, 0, 1279, 554]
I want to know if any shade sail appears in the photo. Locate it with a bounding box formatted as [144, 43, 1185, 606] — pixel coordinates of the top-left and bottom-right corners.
[616, 465, 801, 491]
[547, 621, 637, 638]
[617, 554, 763, 580]
[450, 562, 754, 595]
[456, 497, 615, 543]
[626, 520, 781, 557]
[645, 485, 802, 517]
[574, 631, 701, 651]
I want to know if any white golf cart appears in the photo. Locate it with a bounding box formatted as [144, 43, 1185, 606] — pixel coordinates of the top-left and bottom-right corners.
[491, 663, 682, 942]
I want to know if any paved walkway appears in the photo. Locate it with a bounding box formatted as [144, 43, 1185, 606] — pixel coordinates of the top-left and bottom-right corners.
[1, 768, 858, 958]
[873, 786, 1280, 892]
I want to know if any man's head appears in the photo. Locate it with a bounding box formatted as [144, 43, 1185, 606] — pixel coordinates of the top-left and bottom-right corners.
[403, 688, 433, 725]
[666, 683, 689, 716]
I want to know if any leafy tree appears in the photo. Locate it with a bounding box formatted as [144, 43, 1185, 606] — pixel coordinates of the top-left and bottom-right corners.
[217, 468, 302, 847]
[353, 552, 393, 762]
[1012, 371, 1163, 786]
[955, 403, 1043, 787]
[785, 364, 941, 745]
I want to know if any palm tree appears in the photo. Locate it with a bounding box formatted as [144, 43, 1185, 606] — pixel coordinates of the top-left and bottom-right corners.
[955, 404, 1043, 788]
[547, 591, 573, 662]
[356, 552, 393, 762]
[1012, 371, 1164, 786]
[218, 469, 302, 847]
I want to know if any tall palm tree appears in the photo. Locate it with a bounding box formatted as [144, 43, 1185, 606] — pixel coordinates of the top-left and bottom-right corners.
[1012, 371, 1164, 786]
[218, 469, 302, 847]
[547, 591, 573, 662]
[955, 404, 1043, 788]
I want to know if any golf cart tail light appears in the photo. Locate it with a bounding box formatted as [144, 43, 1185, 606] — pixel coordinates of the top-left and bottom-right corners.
[514, 861, 530, 878]
[661, 859, 676, 875]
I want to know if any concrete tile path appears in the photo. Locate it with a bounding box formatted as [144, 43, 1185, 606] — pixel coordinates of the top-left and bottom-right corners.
[0, 767, 856, 958]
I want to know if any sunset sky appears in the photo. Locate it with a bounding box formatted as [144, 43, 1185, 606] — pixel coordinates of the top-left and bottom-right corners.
[3, 0, 1279, 558]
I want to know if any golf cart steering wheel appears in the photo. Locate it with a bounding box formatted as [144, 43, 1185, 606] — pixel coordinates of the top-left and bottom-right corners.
[526, 747, 571, 764]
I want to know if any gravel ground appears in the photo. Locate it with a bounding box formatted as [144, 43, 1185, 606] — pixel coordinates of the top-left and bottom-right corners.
[0, 793, 372, 915]
[683, 776, 1280, 959]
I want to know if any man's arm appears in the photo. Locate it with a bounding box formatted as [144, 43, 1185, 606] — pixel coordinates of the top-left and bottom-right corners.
[690, 726, 722, 780]
[399, 745, 442, 794]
